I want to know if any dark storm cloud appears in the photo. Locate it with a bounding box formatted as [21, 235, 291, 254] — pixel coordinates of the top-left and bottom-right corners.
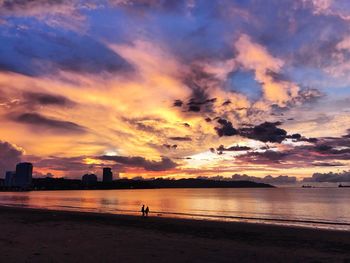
[0, 140, 23, 177]
[23, 92, 75, 107]
[222, 100, 231, 106]
[13, 113, 86, 133]
[99, 155, 177, 171]
[174, 65, 220, 113]
[215, 118, 238, 137]
[188, 104, 201, 112]
[284, 133, 318, 144]
[239, 122, 287, 143]
[311, 162, 345, 167]
[174, 94, 217, 113]
[169, 136, 192, 141]
[173, 100, 183, 107]
[185, 91, 216, 113]
[215, 120, 289, 143]
[216, 144, 251, 153]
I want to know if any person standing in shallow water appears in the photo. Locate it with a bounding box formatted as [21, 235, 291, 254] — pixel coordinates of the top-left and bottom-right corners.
[141, 204, 145, 217]
[145, 206, 149, 217]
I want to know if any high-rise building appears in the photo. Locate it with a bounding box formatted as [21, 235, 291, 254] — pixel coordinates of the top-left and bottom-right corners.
[5, 171, 15, 187]
[103, 167, 113, 183]
[14, 162, 33, 189]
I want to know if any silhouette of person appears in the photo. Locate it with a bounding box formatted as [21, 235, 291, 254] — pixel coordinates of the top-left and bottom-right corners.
[145, 206, 149, 217]
[141, 204, 145, 217]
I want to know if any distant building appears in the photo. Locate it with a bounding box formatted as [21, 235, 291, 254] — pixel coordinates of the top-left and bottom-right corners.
[14, 162, 33, 189]
[103, 167, 113, 183]
[82, 174, 98, 185]
[5, 171, 15, 187]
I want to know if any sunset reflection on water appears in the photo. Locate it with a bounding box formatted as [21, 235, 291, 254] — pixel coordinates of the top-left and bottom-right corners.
[0, 188, 349, 230]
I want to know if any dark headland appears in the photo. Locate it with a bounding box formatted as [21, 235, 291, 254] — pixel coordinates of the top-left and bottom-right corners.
[0, 206, 349, 263]
[0, 178, 273, 191]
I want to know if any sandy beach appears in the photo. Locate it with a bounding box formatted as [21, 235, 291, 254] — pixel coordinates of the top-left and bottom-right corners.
[0, 206, 349, 262]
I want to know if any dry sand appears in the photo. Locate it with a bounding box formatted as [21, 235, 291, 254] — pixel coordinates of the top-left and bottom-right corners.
[0, 206, 349, 263]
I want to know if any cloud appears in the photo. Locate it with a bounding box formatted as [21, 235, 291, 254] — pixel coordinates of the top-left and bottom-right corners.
[0, 0, 93, 31]
[13, 113, 86, 134]
[303, 170, 350, 182]
[231, 174, 297, 185]
[173, 100, 183, 107]
[33, 154, 177, 178]
[215, 118, 238, 137]
[239, 122, 287, 143]
[0, 140, 23, 177]
[99, 155, 177, 171]
[0, 29, 132, 76]
[234, 34, 299, 106]
[163, 144, 177, 150]
[169, 136, 192, 141]
[172, 60, 244, 116]
[215, 120, 289, 143]
[34, 156, 89, 172]
[216, 144, 251, 153]
[294, 88, 324, 104]
[214, 144, 252, 155]
[231, 129, 350, 168]
[304, 0, 350, 20]
[109, 0, 190, 12]
[312, 161, 345, 167]
[176, 72, 218, 113]
[235, 150, 289, 165]
[23, 92, 75, 107]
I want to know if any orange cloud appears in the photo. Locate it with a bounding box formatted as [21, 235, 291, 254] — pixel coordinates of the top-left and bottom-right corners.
[234, 34, 299, 106]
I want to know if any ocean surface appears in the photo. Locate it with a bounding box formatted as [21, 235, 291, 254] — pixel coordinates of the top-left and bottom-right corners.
[0, 188, 349, 230]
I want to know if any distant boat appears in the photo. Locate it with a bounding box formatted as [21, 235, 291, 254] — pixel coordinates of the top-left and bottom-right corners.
[302, 185, 313, 188]
[338, 184, 350, 188]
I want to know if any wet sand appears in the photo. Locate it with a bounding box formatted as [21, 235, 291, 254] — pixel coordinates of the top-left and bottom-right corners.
[0, 206, 349, 262]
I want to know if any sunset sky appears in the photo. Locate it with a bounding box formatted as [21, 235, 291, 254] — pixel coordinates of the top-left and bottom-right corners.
[1, 0, 350, 181]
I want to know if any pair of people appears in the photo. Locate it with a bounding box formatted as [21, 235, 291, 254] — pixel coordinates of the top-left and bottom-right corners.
[141, 204, 149, 217]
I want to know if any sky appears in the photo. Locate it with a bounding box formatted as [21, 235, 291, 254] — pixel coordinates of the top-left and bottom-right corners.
[1, 0, 350, 182]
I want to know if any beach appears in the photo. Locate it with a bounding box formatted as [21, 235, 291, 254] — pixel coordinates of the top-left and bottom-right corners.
[0, 206, 349, 262]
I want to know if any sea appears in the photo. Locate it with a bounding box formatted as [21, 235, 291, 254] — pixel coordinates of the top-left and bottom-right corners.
[0, 187, 349, 231]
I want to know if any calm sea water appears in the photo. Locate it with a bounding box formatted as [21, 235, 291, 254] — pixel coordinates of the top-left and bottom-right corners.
[0, 188, 349, 230]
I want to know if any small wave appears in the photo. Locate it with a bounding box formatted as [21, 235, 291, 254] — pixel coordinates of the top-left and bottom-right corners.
[1, 203, 350, 230]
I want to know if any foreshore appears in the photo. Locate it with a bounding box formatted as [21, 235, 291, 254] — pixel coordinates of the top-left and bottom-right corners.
[0, 206, 349, 262]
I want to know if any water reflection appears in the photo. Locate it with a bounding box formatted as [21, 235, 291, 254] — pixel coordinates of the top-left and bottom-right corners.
[0, 188, 349, 230]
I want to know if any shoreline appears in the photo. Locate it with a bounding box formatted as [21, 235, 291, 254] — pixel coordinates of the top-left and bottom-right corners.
[1, 203, 350, 231]
[1, 205, 350, 262]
